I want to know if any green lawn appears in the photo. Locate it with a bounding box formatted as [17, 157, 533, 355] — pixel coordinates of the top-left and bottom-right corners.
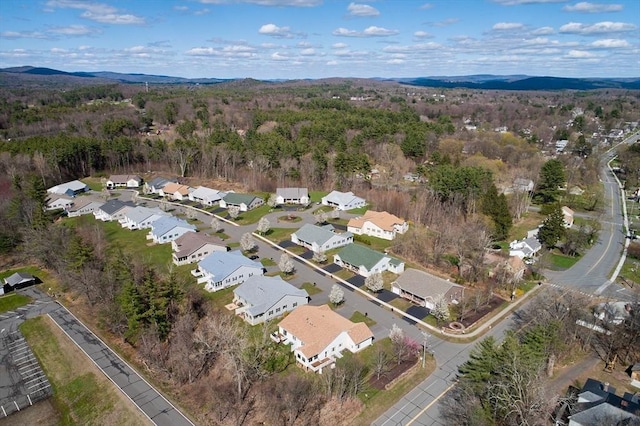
[235, 205, 272, 225]
[509, 212, 544, 240]
[618, 258, 640, 286]
[81, 177, 104, 192]
[309, 191, 328, 203]
[65, 216, 172, 272]
[199, 285, 236, 310]
[350, 311, 377, 327]
[353, 234, 394, 252]
[265, 227, 295, 243]
[261, 258, 276, 267]
[347, 206, 370, 215]
[550, 252, 580, 269]
[301, 282, 322, 295]
[0, 265, 51, 282]
[0, 293, 31, 313]
[389, 297, 413, 312]
[334, 268, 356, 280]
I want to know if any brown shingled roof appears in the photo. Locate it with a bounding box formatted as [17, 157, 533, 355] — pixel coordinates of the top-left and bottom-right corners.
[279, 305, 373, 359]
[163, 182, 190, 195]
[173, 232, 224, 258]
[347, 210, 405, 232]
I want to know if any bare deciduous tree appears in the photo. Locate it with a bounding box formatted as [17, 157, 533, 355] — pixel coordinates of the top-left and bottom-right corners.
[240, 233, 256, 252]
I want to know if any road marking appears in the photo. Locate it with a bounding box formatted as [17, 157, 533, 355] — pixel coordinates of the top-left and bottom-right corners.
[406, 382, 457, 426]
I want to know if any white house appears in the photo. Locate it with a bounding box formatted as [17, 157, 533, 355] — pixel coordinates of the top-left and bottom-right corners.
[160, 182, 191, 201]
[219, 193, 264, 211]
[93, 200, 136, 222]
[146, 216, 196, 244]
[334, 243, 405, 277]
[347, 210, 408, 241]
[513, 178, 534, 193]
[45, 194, 74, 211]
[233, 276, 309, 325]
[47, 180, 88, 197]
[562, 206, 574, 228]
[509, 237, 542, 260]
[172, 232, 227, 266]
[66, 198, 103, 217]
[275, 188, 309, 205]
[119, 206, 169, 230]
[192, 250, 264, 292]
[291, 224, 353, 253]
[321, 191, 366, 211]
[275, 304, 374, 373]
[105, 174, 142, 189]
[188, 186, 226, 206]
[144, 176, 176, 195]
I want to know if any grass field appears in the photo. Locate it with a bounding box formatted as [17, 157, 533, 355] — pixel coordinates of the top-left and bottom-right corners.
[347, 206, 369, 215]
[236, 205, 272, 225]
[20, 316, 150, 426]
[65, 216, 172, 272]
[309, 191, 328, 203]
[265, 227, 295, 243]
[350, 311, 377, 327]
[0, 293, 31, 313]
[80, 177, 104, 192]
[509, 212, 544, 240]
[301, 282, 322, 295]
[551, 252, 580, 269]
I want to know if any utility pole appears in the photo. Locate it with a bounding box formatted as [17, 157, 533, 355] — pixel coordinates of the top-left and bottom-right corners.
[421, 331, 430, 368]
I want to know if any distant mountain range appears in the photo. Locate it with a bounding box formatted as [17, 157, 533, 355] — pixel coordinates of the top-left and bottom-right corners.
[1, 66, 639, 91]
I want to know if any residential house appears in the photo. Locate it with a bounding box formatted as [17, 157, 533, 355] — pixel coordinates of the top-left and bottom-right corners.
[119, 206, 169, 230]
[192, 250, 264, 292]
[45, 194, 74, 211]
[562, 206, 574, 228]
[233, 276, 309, 325]
[275, 304, 374, 373]
[556, 139, 569, 153]
[144, 176, 177, 195]
[172, 232, 227, 266]
[105, 174, 142, 189]
[347, 210, 408, 241]
[509, 237, 542, 260]
[321, 191, 366, 211]
[66, 198, 103, 217]
[594, 302, 634, 325]
[2, 272, 36, 295]
[566, 378, 639, 426]
[512, 178, 534, 192]
[160, 182, 191, 201]
[391, 268, 463, 310]
[334, 243, 405, 277]
[188, 186, 226, 206]
[291, 224, 353, 253]
[505, 256, 527, 283]
[93, 200, 136, 222]
[147, 216, 196, 244]
[630, 363, 640, 388]
[47, 180, 88, 197]
[276, 188, 309, 205]
[219, 193, 264, 211]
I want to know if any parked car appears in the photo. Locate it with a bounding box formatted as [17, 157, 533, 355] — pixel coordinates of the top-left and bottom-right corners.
[249, 255, 259, 260]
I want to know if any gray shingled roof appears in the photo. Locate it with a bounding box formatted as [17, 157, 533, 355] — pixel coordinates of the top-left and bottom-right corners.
[392, 268, 462, 300]
[198, 250, 262, 281]
[99, 200, 136, 215]
[223, 192, 261, 206]
[4, 272, 35, 287]
[293, 223, 351, 246]
[234, 276, 308, 317]
[276, 187, 308, 199]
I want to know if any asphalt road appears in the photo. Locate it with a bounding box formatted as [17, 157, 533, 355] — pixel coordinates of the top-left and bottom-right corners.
[544, 131, 640, 301]
[0, 287, 194, 426]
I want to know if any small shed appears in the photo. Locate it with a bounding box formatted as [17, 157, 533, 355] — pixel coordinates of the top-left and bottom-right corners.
[2, 272, 36, 295]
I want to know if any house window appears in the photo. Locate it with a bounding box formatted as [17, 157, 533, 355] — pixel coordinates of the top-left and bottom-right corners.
[276, 308, 281, 313]
[268, 310, 273, 315]
[293, 302, 297, 308]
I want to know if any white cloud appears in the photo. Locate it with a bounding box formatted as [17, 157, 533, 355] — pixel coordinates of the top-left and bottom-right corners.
[591, 38, 629, 48]
[300, 48, 316, 55]
[387, 58, 405, 64]
[174, 5, 189, 11]
[195, 8, 211, 15]
[563, 2, 623, 13]
[332, 42, 348, 49]
[413, 31, 432, 39]
[426, 18, 459, 28]
[560, 21, 636, 34]
[333, 26, 398, 37]
[186, 45, 257, 57]
[532, 26, 554, 35]
[566, 49, 596, 58]
[492, 22, 524, 30]
[326, 60, 338, 65]
[347, 3, 380, 17]
[198, 0, 321, 6]
[419, 3, 434, 9]
[271, 52, 290, 60]
[383, 42, 441, 53]
[259, 23, 293, 38]
[493, 0, 568, 5]
[48, 24, 100, 36]
[46, 0, 146, 25]
[0, 31, 50, 39]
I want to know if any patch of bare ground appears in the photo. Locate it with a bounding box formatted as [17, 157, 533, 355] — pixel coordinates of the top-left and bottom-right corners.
[0, 399, 58, 426]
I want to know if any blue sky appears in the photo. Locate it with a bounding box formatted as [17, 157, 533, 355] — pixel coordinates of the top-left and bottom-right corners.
[0, 0, 638, 79]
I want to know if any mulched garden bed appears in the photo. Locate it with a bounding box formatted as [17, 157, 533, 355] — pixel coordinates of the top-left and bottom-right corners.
[368, 358, 418, 390]
[457, 294, 506, 328]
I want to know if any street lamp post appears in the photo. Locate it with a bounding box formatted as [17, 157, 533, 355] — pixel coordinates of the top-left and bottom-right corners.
[421, 331, 430, 369]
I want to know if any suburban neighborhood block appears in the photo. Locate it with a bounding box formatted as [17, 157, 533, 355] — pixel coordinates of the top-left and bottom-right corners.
[105, 174, 142, 189]
[47, 180, 88, 197]
[291, 223, 353, 253]
[232, 275, 309, 325]
[45, 194, 74, 211]
[144, 176, 177, 195]
[160, 182, 192, 201]
[188, 186, 226, 206]
[66, 198, 104, 217]
[274, 304, 374, 373]
[119, 206, 170, 230]
[93, 199, 136, 222]
[219, 193, 264, 211]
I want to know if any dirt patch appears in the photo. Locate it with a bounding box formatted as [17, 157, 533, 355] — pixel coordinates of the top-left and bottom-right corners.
[0, 398, 58, 426]
[368, 358, 418, 390]
[458, 294, 506, 328]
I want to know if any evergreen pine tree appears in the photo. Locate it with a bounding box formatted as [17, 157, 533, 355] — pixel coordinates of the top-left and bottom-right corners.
[537, 204, 566, 248]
